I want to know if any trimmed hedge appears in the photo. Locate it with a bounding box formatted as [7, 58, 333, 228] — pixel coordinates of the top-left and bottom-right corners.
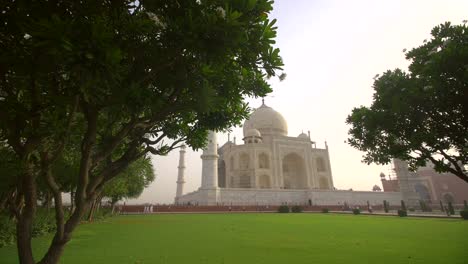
[352, 208, 360, 215]
[278, 205, 290, 213]
[460, 210, 468, 220]
[398, 210, 407, 217]
[321, 208, 329, 213]
[448, 202, 455, 215]
[383, 200, 389, 213]
[291, 206, 303, 213]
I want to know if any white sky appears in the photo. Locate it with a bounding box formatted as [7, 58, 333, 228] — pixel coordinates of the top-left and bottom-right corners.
[130, 0, 467, 204]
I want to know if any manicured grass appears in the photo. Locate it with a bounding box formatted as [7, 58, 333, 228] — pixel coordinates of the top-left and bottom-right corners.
[0, 213, 466, 263]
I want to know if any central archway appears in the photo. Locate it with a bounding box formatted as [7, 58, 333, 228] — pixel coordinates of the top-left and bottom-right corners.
[414, 184, 431, 202]
[282, 153, 307, 189]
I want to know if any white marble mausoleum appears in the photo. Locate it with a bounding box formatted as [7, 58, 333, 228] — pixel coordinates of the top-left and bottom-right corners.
[175, 102, 412, 206]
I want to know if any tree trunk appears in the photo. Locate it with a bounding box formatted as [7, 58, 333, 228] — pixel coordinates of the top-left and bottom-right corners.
[87, 199, 97, 222]
[111, 201, 117, 215]
[38, 202, 90, 264]
[16, 169, 37, 264]
[45, 192, 52, 212]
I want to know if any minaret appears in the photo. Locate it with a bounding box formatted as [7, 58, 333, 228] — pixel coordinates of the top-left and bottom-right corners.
[174, 144, 187, 203]
[200, 131, 219, 189]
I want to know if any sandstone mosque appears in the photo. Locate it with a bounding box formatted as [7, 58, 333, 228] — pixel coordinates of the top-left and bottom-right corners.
[173, 102, 451, 206]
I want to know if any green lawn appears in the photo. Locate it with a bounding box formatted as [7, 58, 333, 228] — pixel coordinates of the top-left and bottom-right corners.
[1, 213, 467, 264]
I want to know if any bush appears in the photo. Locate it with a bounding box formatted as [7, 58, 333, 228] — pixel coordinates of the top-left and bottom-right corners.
[278, 205, 290, 213]
[400, 200, 407, 211]
[419, 200, 432, 212]
[448, 202, 455, 215]
[408, 207, 415, 212]
[352, 208, 360, 215]
[460, 210, 468, 220]
[291, 206, 303, 213]
[0, 215, 15, 248]
[321, 208, 329, 213]
[383, 200, 389, 213]
[398, 210, 407, 217]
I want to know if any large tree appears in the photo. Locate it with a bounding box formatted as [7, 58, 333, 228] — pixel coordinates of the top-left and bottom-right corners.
[346, 22, 467, 182]
[0, 0, 283, 263]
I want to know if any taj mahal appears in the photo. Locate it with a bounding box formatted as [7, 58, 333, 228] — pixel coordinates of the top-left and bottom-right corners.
[174, 102, 418, 206]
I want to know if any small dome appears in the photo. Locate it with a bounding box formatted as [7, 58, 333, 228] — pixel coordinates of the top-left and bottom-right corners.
[244, 128, 261, 138]
[372, 185, 382, 191]
[243, 103, 288, 137]
[379, 172, 386, 179]
[298, 132, 308, 139]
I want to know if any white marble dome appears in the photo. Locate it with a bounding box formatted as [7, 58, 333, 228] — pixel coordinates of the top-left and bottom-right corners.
[298, 132, 309, 140]
[243, 103, 288, 137]
[244, 128, 262, 138]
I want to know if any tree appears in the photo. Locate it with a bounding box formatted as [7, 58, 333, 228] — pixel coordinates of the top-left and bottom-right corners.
[346, 22, 467, 183]
[0, 1, 283, 263]
[101, 156, 155, 215]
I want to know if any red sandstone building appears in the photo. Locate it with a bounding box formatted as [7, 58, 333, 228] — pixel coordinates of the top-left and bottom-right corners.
[380, 162, 468, 204]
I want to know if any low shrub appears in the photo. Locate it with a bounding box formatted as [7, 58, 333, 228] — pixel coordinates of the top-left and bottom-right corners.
[398, 209, 407, 217]
[383, 200, 389, 213]
[419, 200, 432, 212]
[460, 210, 468, 220]
[408, 207, 415, 212]
[400, 200, 407, 211]
[321, 208, 329, 213]
[278, 205, 290, 213]
[352, 208, 360, 215]
[291, 206, 303, 213]
[448, 202, 455, 215]
[0, 216, 15, 248]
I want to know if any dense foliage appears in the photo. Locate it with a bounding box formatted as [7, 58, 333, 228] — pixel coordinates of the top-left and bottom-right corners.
[277, 205, 290, 213]
[383, 200, 389, 213]
[0, 0, 283, 263]
[460, 210, 468, 220]
[291, 205, 303, 213]
[397, 209, 407, 217]
[346, 22, 468, 183]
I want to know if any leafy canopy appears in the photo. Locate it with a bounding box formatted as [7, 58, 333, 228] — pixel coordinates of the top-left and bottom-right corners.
[0, 1, 283, 263]
[346, 22, 467, 183]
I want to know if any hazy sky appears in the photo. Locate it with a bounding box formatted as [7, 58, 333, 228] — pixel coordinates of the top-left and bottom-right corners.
[131, 0, 467, 204]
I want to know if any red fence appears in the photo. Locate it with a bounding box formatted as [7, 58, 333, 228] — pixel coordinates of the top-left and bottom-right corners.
[118, 204, 403, 214]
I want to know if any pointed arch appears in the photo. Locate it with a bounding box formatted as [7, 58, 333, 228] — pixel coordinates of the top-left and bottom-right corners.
[230, 156, 235, 171]
[239, 174, 251, 188]
[258, 153, 269, 169]
[218, 160, 226, 188]
[316, 157, 327, 172]
[259, 174, 271, 188]
[282, 153, 307, 189]
[239, 152, 249, 170]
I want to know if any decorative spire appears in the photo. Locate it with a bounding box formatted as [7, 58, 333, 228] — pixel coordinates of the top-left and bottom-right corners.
[262, 97, 265, 105]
